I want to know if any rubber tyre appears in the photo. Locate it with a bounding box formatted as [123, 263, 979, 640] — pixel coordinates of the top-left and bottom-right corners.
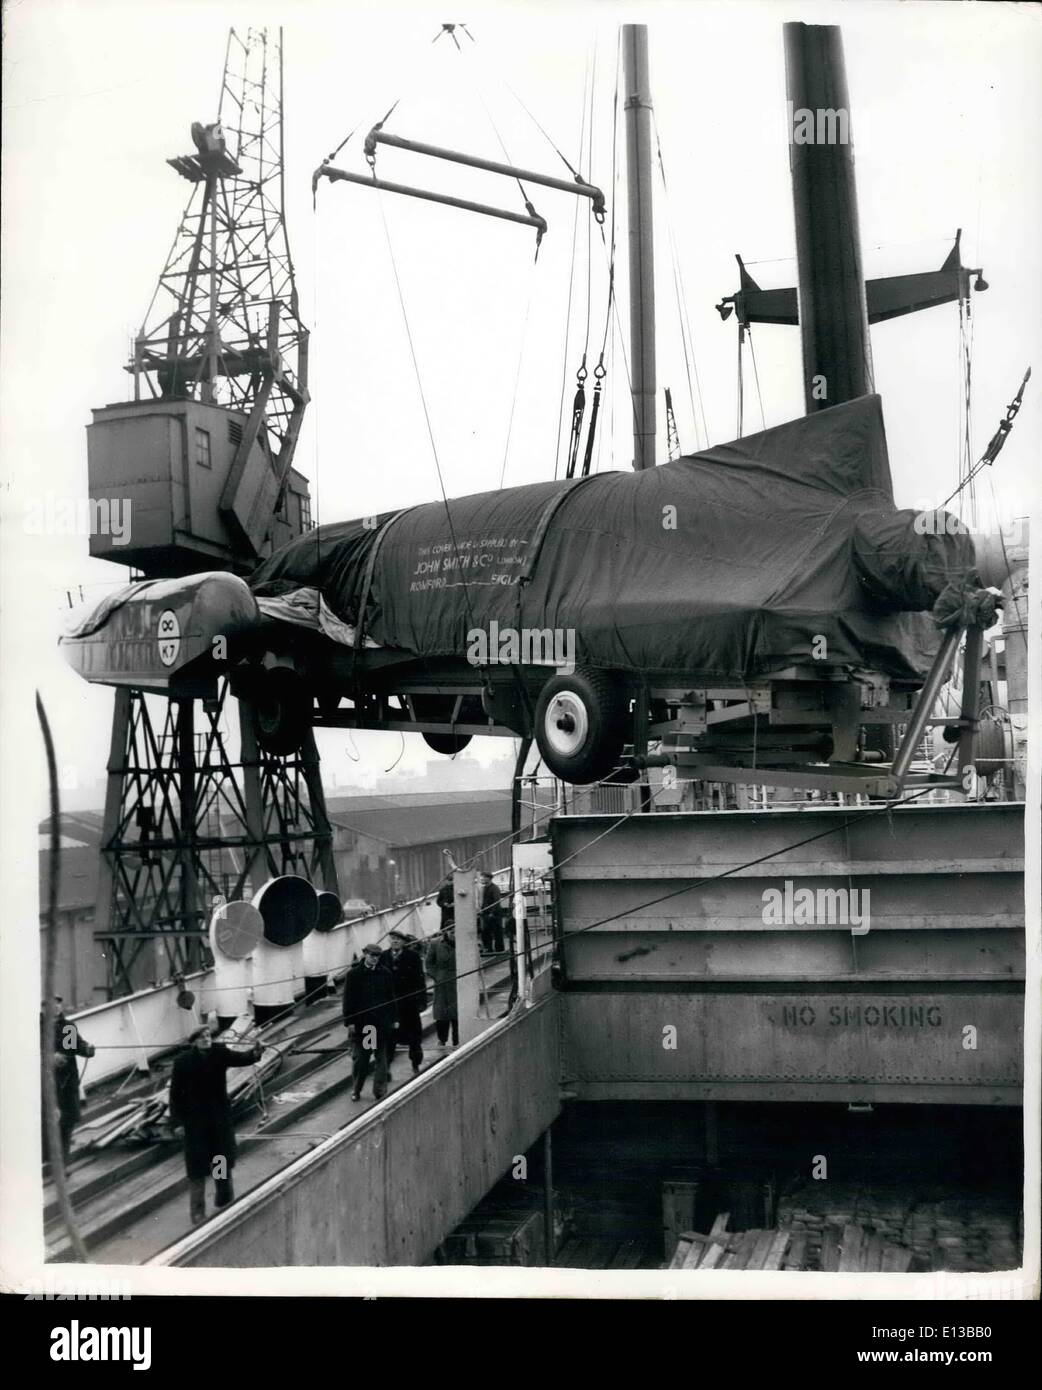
[534, 668, 627, 784]
[252, 667, 313, 755]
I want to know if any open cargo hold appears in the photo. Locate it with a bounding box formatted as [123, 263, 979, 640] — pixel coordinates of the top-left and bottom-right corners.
[250, 396, 976, 683]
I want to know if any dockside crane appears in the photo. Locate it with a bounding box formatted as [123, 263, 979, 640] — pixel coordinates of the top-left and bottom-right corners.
[84, 28, 336, 998]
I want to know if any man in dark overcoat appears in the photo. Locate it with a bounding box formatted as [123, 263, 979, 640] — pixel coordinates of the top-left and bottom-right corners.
[169, 1024, 262, 1225]
[384, 929, 428, 1076]
[40, 997, 95, 1161]
[425, 925, 459, 1049]
[479, 872, 506, 955]
[342, 943, 397, 1101]
[436, 878, 455, 929]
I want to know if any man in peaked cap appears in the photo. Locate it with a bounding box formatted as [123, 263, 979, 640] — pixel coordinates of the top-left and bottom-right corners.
[169, 1020, 262, 1225]
[384, 929, 428, 1077]
[342, 943, 397, 1101]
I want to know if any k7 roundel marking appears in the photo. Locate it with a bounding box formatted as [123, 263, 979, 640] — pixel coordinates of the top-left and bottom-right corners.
[157, 608, 181, 667]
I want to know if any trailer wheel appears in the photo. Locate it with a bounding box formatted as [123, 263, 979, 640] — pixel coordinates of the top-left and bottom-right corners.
[252, 667, 313, 755]
[534, 668, 627, 784]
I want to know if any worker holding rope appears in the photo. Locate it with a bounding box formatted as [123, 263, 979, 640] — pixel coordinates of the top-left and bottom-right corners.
[169, 1021, 263, 1226]
[40, 995, 95, 1162]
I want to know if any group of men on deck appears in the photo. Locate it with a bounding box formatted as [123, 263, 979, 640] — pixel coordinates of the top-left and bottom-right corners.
[342, 871, 509, 1101]
[43, 869, 509, 1229]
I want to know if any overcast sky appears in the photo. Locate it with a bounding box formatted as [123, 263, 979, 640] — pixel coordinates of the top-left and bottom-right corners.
[2, 0, 1040, 814]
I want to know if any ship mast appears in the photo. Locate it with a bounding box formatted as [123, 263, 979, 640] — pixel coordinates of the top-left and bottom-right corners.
[784, 22, 874, 411]
[623, 24, 657, 469]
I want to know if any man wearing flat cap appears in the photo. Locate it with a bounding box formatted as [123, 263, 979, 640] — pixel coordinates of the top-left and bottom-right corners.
[384, 929, 428, 1077]
[342, 943, 397, 1101]
[169, 1021, 262, 1225]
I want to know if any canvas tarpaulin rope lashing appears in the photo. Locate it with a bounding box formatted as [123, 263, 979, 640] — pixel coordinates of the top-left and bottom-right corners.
[249, 395, 979, 684]
[931, 578, 1000, 633]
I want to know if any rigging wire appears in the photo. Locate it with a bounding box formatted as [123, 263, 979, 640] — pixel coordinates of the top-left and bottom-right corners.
[460, 21, 589, 185]
[503, 77, 587, 182]
[583, 41, 597, 353]
[651, 108, 710, 450]
[455, 39, 537, 225]
[555, 201, 584, 481]
[560, 49, 594, 482]
[747, 324, 767, 431]
[441, 34, 550, 486]
[551, 65, 590, 481]
[957, 294, 976, 528]
[498, 256, 538, 488]
[372, 191, 483, 656]
[940, 367, 1031, 509]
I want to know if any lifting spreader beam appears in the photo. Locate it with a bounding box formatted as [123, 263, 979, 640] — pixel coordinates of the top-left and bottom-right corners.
[314, 164, 548, 239]
[363, 127, 606, 219]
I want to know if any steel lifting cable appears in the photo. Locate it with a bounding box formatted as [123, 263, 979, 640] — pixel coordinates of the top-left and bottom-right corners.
[747, 325, 767, 431]
[562, 50, 596, 481]
[498, 235, 539, 490]
[553, 188, 585, 480]
[373, 189, 485, 667]
[312, 106, 395, 207]
[466, 20, 595, 193]
[582, 40, 597, 349]
[564, 357, 588, 480]
[457, 32, 604, 482]
[438, 36, 543, 488]
[957, 294, 976, 527]
[454, 39, 543, 251]
[567, 48, 603, 480]
[504, 77, 587, 185]
[941, 367, 1031, 509]
[580, 360, 606, 477]
[651, 108, 709, 451]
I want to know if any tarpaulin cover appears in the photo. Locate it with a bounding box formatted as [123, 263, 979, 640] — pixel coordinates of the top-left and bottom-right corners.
[250, 396, 977, 682]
